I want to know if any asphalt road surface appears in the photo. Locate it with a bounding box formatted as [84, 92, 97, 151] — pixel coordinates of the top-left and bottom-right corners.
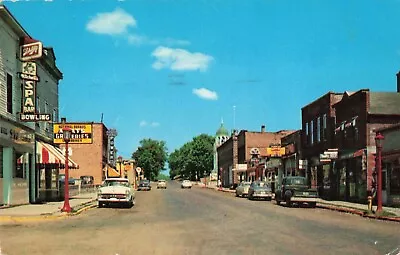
[0, 181, 399, 255]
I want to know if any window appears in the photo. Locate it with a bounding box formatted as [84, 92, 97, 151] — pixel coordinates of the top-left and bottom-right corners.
[322, 114, 327, 140]
[317, 117, 321, 142]
[36, 96, 40, 113]
[310, 120, 314, 145]
[305, 122, 309, 144]
[354, 127, 359, 141]
[6, 73, 12, 113]
[53, 108, 57, 122]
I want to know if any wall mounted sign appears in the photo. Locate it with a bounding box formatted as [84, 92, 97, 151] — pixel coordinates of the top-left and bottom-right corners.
[18, 62, 40, 81]
[53, 123, 93, 144]
[266, 145, 285, 157]
[20, 41, 43, 61]
[19, 41, 51, 122]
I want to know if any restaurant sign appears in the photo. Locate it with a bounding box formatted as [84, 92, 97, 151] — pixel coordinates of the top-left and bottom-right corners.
[53, 123, 93, 144]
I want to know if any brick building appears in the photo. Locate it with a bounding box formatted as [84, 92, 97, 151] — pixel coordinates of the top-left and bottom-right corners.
[60, 123, 109, 185]
[376, 124, 400, 206]
[281, 130, 302, 177]
[333, 89, 400, 203]
[301, 91, 343, 198]
[217, 126, 294, 187]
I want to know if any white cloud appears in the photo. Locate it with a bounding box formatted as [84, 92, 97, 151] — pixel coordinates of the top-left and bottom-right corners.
[86, 8, 136, 35]
[128, 34, 190, 47]
[150, 122, 160, 127]
[192, 88, 218, 100]
[151, 46, 213, 71]
[139, 120, 160, 127]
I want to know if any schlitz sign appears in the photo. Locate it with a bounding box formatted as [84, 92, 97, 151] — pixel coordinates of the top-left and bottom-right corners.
[20, 42, 43, 61]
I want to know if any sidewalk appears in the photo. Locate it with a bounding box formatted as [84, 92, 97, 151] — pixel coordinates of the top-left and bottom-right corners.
[207, 186, 400, 222]
[0, 192, 97, 218]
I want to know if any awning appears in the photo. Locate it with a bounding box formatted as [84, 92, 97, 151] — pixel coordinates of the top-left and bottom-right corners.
[36, 142, 79, 169]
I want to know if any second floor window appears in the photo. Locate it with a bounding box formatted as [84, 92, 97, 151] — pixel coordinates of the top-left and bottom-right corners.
[310, 120, 314, 145]
[322, 114, 327, 140]
[305, 122, 309, 144]
[317, 117, 321, 142]
[6, 73, 12, 114]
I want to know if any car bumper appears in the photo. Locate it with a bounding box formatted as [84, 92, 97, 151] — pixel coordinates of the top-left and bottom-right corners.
[138, 187, 151, 190]
[290, 197, 318, 202]
[253, 193, 272, 198]
[181, 186, 192, 188]
[98, 198, 132, 203]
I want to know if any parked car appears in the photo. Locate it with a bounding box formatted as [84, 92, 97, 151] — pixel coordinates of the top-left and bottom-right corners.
[97, 178, 135, 208]
[248, 181, 273, 200]
[274, 176, 318, 207]
[58, 174, 75, 185]
[137, 180, 151, 191]
[181, 180, 192, 189]
[80, 175, 94, 185]
[157, 180, 167, 189]
[235, 181, 251, 197]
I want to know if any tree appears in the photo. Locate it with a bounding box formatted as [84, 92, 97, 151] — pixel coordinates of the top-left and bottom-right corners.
[168, 134, 214, 181]
[132, 139, 168, 181]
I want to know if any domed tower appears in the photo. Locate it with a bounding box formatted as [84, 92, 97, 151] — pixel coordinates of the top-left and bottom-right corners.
[213, 119, 230, 174]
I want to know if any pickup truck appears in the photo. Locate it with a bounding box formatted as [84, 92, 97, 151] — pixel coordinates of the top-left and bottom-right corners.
[275, 176, 318, 207]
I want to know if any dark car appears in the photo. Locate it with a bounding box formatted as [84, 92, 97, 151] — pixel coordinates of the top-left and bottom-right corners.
[248, 181, 273, 200]
[137, 180, 151, 191]
[275, 176, 318, 207]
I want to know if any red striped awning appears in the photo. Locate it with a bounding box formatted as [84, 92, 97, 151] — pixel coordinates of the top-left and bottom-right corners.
[36, 142, 79, 169]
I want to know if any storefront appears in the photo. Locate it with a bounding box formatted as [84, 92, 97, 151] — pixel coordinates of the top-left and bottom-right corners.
[35, 140, 79, 202]
[333, 149, 367, 203]
[0, 118, 35, 206]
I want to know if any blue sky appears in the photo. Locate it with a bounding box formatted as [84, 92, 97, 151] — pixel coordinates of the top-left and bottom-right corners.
[5, 0, 400, 160]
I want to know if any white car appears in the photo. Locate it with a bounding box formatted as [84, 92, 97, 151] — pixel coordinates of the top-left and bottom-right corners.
[98, 178, 135, 208]
[181, 180, 192, 189]
[157, 180, 167, 189]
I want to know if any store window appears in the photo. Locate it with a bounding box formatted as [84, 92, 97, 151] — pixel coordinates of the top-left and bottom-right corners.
[391, 166, 400, 195]
[6, 73, 13, 114]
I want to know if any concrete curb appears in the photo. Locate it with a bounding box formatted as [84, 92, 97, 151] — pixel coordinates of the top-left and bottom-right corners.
[0, 200, 97, 223]
[317, 203, 400, 223]
[208, 187, 400, 223]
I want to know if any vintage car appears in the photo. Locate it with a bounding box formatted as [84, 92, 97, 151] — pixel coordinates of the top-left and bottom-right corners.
[137, 180, 152, 191]
[97, 178, 135, 208]
[235, 181, 251, 197]
[274, 176, 318, 207]
[248, 181, 273, 200]
[157, 180, 167, 189]
[181, 180, 192, 189]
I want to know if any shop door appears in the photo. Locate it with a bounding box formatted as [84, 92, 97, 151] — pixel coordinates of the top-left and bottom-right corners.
[382, 169, 388, 205]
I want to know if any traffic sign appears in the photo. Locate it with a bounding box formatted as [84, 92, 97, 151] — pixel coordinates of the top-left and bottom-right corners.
[136, 167, 142, 174]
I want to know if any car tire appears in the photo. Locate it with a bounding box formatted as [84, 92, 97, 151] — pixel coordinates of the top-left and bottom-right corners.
[98, 202, 103, 208]
[276, 199, 281, 205]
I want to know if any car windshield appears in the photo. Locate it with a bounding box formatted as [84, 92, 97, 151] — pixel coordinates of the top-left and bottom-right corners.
[255, 182, 269, 187]
[103, 180, 130, 187]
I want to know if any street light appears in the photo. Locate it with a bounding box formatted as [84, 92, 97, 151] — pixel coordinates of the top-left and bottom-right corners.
[375, 132, 385, 213]
[61, 126, 72, 213]
[117, 156, 123, 177]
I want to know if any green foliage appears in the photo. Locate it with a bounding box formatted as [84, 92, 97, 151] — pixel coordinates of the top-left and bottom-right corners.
[168, 134, 214, 181]
[132, 139, 168, 181]
[156, 172, 169, 181]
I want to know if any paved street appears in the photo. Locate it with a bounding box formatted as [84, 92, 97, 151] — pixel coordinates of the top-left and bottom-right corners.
[0, 181, 399, 255]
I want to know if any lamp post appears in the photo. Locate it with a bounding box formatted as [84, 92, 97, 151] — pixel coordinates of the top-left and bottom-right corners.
[117, 156, 123, 177]
[61, 126, 72, 213]
[375, 132, 385, 213]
